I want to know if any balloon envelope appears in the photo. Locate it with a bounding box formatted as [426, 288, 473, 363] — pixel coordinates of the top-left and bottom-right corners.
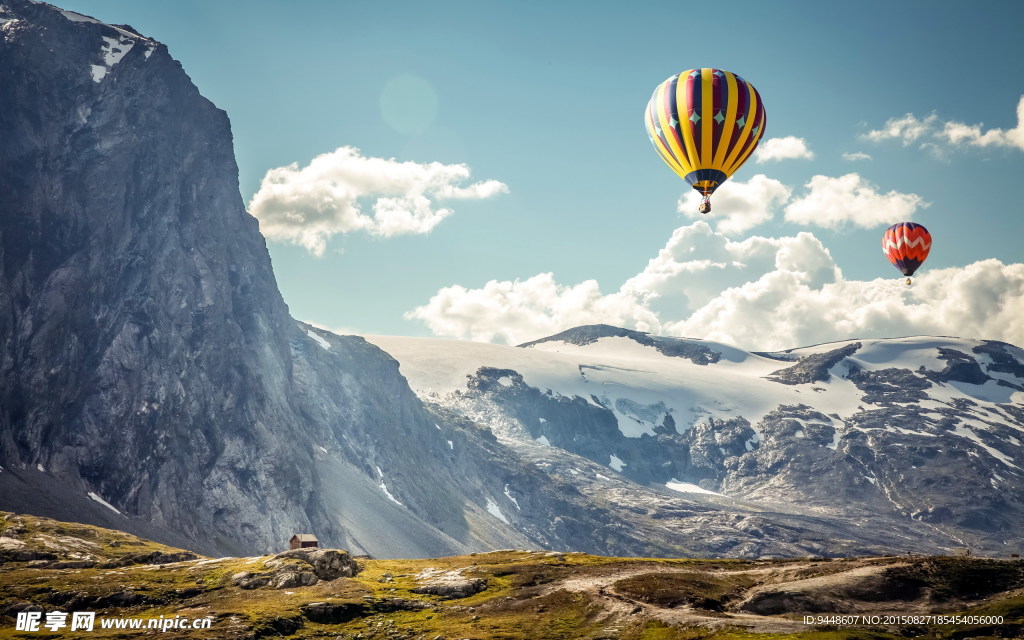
[644, 69, 767, 197]
[882, 222, 932, 277]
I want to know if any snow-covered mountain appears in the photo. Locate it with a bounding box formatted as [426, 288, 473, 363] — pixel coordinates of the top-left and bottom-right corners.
[364, 325, 1024, 556]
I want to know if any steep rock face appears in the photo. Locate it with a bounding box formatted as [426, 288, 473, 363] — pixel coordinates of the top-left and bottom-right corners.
[0, 1, 310, 553]
[0, 1, 519, 558]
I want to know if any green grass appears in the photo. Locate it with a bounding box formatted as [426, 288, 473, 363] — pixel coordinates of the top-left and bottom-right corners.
[0, 511, 195, 565]
[3, 513, 1024, 640]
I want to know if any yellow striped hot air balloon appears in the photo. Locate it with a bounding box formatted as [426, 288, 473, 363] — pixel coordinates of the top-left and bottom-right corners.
[644, 69, 767, 213]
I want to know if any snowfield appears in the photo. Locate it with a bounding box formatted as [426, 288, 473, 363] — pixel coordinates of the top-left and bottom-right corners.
[363, 333, 1018, 446]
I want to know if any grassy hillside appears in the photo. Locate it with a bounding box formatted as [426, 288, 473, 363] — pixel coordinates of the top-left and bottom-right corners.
[1, 512, 1022, 639]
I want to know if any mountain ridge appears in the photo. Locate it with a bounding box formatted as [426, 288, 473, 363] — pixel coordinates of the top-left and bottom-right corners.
[364, 328, 1024, 557]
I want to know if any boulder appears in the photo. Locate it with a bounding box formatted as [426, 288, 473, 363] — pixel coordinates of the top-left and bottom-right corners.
[411, 570, 487, 599]
[271, 548, 359, 580]
[231, 548, 358, 589]
[269, 570, 319, 589]
[300, 601, 369, 624]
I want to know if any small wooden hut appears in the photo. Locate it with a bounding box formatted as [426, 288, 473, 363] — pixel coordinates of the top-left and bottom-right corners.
[289, 534, 319, 550]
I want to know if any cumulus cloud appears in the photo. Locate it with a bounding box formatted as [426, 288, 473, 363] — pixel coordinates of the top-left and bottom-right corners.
[863, 113, 939, 145]
[404, 273, 656, 345]
[679, 172, 921, 234]
[407, 221, 1024, 350]
[667, 259, 1024, 351]
[620, 223, 840, 316]
[863, 96, 1024, 153]
[940, 96, 1024, 150]
[753, 136, 814, 163]
[784, 173, 927, 229]
[248, 146, 508, 255]
[406, 223, 844, 347]
[842, 152, 872, 161]
[678, 174, 791, 235]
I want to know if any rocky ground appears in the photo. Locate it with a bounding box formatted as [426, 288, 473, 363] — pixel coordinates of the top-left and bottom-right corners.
[1, 512, 1022, 639]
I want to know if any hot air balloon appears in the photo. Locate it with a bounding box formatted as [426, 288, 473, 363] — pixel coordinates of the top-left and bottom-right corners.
[882, 222, 931, 285]
[644, 69, 767, 214]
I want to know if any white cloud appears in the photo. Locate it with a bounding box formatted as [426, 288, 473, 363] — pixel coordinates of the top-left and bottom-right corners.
[620, 223, 839, 315]
[407, 221, 1024, 350]
[248, 146, 508, 255]
[940, 96, 1024, 151]
[917, 142, 951, 161]
[678, 174, 791, 235]
[753, 136, 814, 163]
[863, 113, 939, 145]
[668, 259, 1024, 351]
[679, 172, 921, 234]
[784, 173, 926, 229]
[842, 152, 872, 161]
[404, 273, 656, 345]
[864, 96, 1024, 153]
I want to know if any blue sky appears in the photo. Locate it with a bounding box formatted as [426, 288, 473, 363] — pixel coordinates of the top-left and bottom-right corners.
[58, 0, 1024, 349]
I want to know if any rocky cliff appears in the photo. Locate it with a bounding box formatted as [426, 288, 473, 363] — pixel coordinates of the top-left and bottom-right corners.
[0, 0, 521, 557]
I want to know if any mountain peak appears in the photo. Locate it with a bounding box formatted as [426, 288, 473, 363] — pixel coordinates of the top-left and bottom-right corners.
[518, 324, 651, 348]
[2, 1, 164, 85]
[519, 324, 724, 366]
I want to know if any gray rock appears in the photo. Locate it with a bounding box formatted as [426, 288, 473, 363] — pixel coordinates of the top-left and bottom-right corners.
[271, 548, 359, 580]
[231, 572, 271, 590]
[366, 597, 431, 612]
[519, 324, 721, 365]
[412, 577, 487, 599]
[300, 601, 368, 624]
[923, 348, 990, 385]
[269, 571, 319, 589]
[975, 341, 1024, 378]
[98, 551, 198, 568]
[767, 342, 861, 384]
[846, 366, 932, 403]
[0, 549, 59, 563]
[49, 560, 97, 569]
[230, 548, 359, 589]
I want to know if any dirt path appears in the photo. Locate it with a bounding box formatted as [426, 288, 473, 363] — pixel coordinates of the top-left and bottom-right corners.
[739, 560, 909, 601]
[540, 558, 907, 634]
